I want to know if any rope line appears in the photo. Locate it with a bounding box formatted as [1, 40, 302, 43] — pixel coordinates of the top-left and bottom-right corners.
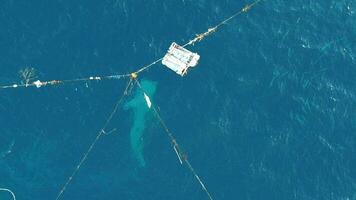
[134, 78, 214, 200]
[185, 0, 263, 46]
[0, 188, 16, 200]
[216, 0, 262, 28]
[0, 0, 262, 90]
[0, 74, 130, 89]
[55, 78, 134, 200]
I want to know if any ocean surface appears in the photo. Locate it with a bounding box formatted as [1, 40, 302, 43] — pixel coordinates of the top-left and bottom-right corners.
[0, 0, 356, 199]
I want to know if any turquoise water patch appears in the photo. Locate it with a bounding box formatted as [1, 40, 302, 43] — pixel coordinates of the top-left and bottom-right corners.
[124, 79, 157, 167]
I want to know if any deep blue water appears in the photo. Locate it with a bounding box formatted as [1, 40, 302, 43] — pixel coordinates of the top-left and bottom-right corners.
[1, 0, 356, 199]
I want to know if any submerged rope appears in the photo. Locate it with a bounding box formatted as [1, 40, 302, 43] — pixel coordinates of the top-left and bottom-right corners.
[0, 0, 263, 90]
[0, 188, 16, 200]
[55, 77, 134, 200]
[134, 78, 214, 200]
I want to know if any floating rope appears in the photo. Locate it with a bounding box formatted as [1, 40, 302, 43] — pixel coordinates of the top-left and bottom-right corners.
[187, 0, 262, 45]
[0, 188, 16, 200]
[135, 78, 214, 200]
[0, 0, 262, 90]
[0, 74, 129, 89]
[55, 78, 134, 200]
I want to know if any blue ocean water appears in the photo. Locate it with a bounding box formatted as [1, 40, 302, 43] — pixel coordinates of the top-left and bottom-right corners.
[0, 0, 356, 200]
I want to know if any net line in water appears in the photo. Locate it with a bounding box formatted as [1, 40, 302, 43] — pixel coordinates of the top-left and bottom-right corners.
[135, 78, 214, 200]
[0, 188, 16, 200]
[55, 78, 134, 200]
[0, 1, 263, 199]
